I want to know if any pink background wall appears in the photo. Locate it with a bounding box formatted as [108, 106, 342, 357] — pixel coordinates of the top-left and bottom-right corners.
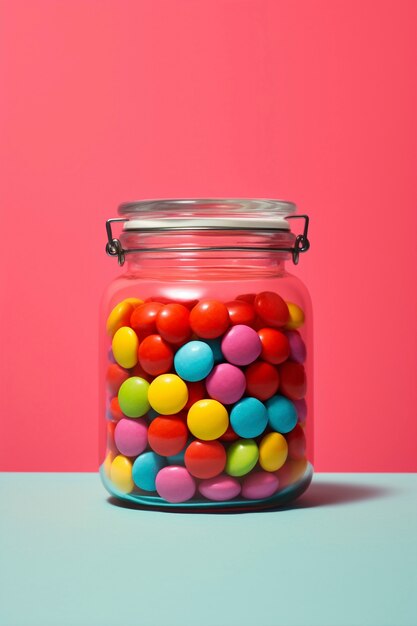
[1, 0, 416, 472]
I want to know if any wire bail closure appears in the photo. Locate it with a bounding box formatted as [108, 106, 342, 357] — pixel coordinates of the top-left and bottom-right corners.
[105, 215, 310, 266]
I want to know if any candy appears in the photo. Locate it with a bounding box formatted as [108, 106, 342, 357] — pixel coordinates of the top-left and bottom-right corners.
[174, 341, 214, 381]
[138, 334, 174, 376]
[108, 397, 124, 421]
[294, 398, 307, 424]
[285, 302, 305, 330]
[201, 338, 223, 364]
[148, 374, 189, 415]
[221, 324, 262, 366]
[118, 376, 150, 418]
[225, 300, 256, 326]
[187, 399, 229, 441]
[131, 361, 153, 382]
[112, 327, 139, 369]
[107, 421, 117, 454]
[156, 303, 192, 344]
[245, 361, 280, 401]
[106, 300, 135, 338]
[205, 363, 246, 404]
[254, 291, 289, 327]
[189, 300, 230, 338]
[219, 423, 239, 442]
[286, 330, 307, 364]
[103, 451, 114, 478]
[278, 362, 307, 400]
[259, 432, 288, 471]
[275, 457, 308, 487]
[266, 395, 298, 433]
[106, 363, 130, 396]
[184, 381, 206, 410]
[132, 451, 166, 491]
[241, 471, 279, 499]
[258, 328, 290, 364]
[114, 418, 148, 457]
[230, 397, 268, 439]
[236, 293, 256, 304]
[130, 302, 163, 338]
[225, 439, 259, 477]
[110, 455, 134, 493]
[199, 474, 241, 501]
[167, 440, 189, 464]
[123, 297, 143, 308]
[184, 440, 226, 479]
[148, 416, 188, 456]
[286, 423, 306, 460]
[155, 466, 196, 503]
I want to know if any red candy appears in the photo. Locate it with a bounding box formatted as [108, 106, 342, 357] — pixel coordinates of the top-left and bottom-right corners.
[286, 424, 306, 460]
[278, 361, 307, 400]
[258, 328, 290, 364]
[109, 397, 124, 421]
[236, 293, 256, 304]
[106, 363, 130, 396]
[130, 302, 163, 339]
[107, 421, 118, 454]
[219, 423, 239, 442]
[138, 335, 173, 376]
[189, 300, 230, 338]
[130, 361, 152, 381]
[156, 303, 191, 344]
[184, 380, 206, 410]
[184, 440, 227, 479]
[148, 416, 188, 456]
[254, 291, 289, 327]
[226, 300, 256, 327]
[245, 361, 280, 401]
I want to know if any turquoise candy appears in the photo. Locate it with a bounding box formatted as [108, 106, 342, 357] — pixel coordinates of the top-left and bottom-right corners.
[266, 395, 297, 433]
[132, 452, 166, 492]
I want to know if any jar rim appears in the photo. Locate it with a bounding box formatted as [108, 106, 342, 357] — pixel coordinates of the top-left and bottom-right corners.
[118, 198, 296, 231]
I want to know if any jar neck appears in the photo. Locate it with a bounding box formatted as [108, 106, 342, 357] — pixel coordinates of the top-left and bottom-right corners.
[120, 229, 294, 278]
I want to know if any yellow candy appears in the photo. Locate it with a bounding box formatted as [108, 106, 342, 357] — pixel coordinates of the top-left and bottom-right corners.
[123, 297, 143, 308]
[285, 302, 305, 330]
[187, 399, 229, 441]
[103, 451, 114, 478]
[110, 455, 134, 493]
[106, 300, 135, 338]
[259, 432, 288, 472]
[148, 374, 188, 415]
[112, 327, 139, 368]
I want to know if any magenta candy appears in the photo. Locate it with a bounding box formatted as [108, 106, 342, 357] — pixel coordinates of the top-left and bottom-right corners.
[286, 330, 306, 364]
[221, 324, 262, 366]
[241, 471, 279, 499]
[155, 466, 196, 503]
[294, 398, 307, 425]
[114, 418, 148, 457]
[199, 474, 241, 501]
[205, 363, 246, 404]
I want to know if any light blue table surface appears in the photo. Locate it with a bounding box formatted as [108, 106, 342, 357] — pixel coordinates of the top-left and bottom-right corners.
[0, 473, 416, 626]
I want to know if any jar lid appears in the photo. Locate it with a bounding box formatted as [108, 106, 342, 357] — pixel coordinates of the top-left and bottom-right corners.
[118, 198, 296, 231]
[106, 198, 309, 266]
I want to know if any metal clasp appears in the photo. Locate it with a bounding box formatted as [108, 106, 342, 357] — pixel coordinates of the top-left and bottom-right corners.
[105, 218, 128, 265]
[286, 215, 310, 264]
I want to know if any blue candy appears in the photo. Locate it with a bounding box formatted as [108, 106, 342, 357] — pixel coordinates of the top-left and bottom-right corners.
[174, 340, 214, 381]
[201, 338, 223, 364]
[266, 395, 297, 433]
[132, 452, 166, 491]
[230, 397, 268, 438]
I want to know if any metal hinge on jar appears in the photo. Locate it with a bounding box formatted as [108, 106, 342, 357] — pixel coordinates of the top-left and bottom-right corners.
[105, 215, 310, 266]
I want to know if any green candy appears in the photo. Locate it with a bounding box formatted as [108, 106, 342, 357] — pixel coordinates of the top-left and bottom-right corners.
[225, 439, 259, 477]
[118, 377, 150, 418]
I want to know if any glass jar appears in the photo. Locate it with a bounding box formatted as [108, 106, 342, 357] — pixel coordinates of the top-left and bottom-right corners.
[100, 199, 313, 510]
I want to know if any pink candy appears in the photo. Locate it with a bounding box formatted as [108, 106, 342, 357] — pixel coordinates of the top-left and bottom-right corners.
[114, 418, 148, 457]
[221, 324, 262, 366]
[198, 474, 241, 501]
[241, 471, 279, 499]
[155, 466, 196, 503]
[205, 363, 246, 404]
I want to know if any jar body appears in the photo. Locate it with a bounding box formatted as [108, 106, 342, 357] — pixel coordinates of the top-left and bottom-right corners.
[100, 255, 313, 510]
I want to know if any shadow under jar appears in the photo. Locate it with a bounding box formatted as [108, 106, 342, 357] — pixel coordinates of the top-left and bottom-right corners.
[100, 199, 313, 511]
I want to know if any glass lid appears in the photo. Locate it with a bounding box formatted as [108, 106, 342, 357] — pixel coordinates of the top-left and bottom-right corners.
[118, 198, 296, 231]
